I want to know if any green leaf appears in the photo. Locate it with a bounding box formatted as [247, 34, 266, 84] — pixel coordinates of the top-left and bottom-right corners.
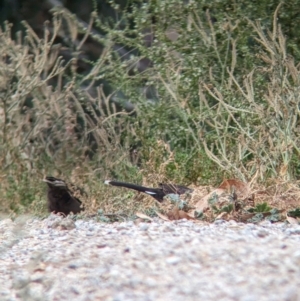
[250, 202, 272, 213]
[194, 210, 204, 219]
[247, 213, 264, 223]
[288, 208, 300, 218]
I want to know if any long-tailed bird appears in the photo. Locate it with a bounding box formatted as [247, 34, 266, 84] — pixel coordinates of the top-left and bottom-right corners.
[104, 180, 193, 202]
[43, 176, 84, 215]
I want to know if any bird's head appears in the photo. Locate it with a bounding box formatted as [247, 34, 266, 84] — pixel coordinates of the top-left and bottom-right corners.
[43, 176, 67, 188]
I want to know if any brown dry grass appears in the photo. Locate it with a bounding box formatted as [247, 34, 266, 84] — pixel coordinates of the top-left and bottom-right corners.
[1, 6, 300, 222]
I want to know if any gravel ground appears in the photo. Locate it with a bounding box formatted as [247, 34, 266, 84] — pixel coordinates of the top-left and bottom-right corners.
[1, 215, 300, 301]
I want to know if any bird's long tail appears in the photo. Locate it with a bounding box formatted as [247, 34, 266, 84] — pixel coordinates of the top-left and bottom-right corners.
[104, 180, 157, 195]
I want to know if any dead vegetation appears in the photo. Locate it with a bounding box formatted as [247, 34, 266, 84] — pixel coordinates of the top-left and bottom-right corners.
[125, 178, 300, 224]
[0, 4, 300, 224]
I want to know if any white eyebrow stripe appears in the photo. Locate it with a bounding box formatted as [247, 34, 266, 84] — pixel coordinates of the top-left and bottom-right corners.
[145, 191, 156, 195]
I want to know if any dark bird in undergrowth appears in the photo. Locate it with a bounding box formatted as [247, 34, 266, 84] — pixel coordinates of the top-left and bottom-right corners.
[104, 180, 193, 202]
[43, 176, 84, 215]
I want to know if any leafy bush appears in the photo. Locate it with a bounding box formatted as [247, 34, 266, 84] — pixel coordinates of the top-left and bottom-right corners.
[1, 1, 300, 214]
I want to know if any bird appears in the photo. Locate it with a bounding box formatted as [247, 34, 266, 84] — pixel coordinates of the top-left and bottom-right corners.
[43, 176, 84, 215]
[104, 180, 193, 202]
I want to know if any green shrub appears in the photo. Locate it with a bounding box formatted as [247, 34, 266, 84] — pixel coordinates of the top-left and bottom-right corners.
[1, 1, 300, 214]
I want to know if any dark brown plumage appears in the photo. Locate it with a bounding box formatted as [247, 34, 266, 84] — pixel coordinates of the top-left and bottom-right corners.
[43, 176, 84, 215]
[104, 180, 193, 202]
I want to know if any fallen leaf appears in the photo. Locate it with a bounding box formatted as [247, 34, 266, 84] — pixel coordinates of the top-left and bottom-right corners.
[219, 179, 249, 196]
[195, 188, 226, 212]
[167, 207, 180, 220]
[216, 212, 228, 220]
[135, 212, 153, 222]
[178, 210, 195, 220]
[219, 179, 255, 207]
[167, 207, 195, 220]
[134, 218, 145, 225]
[286, 214, 299, 225]
[155, 211, 170, 221]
